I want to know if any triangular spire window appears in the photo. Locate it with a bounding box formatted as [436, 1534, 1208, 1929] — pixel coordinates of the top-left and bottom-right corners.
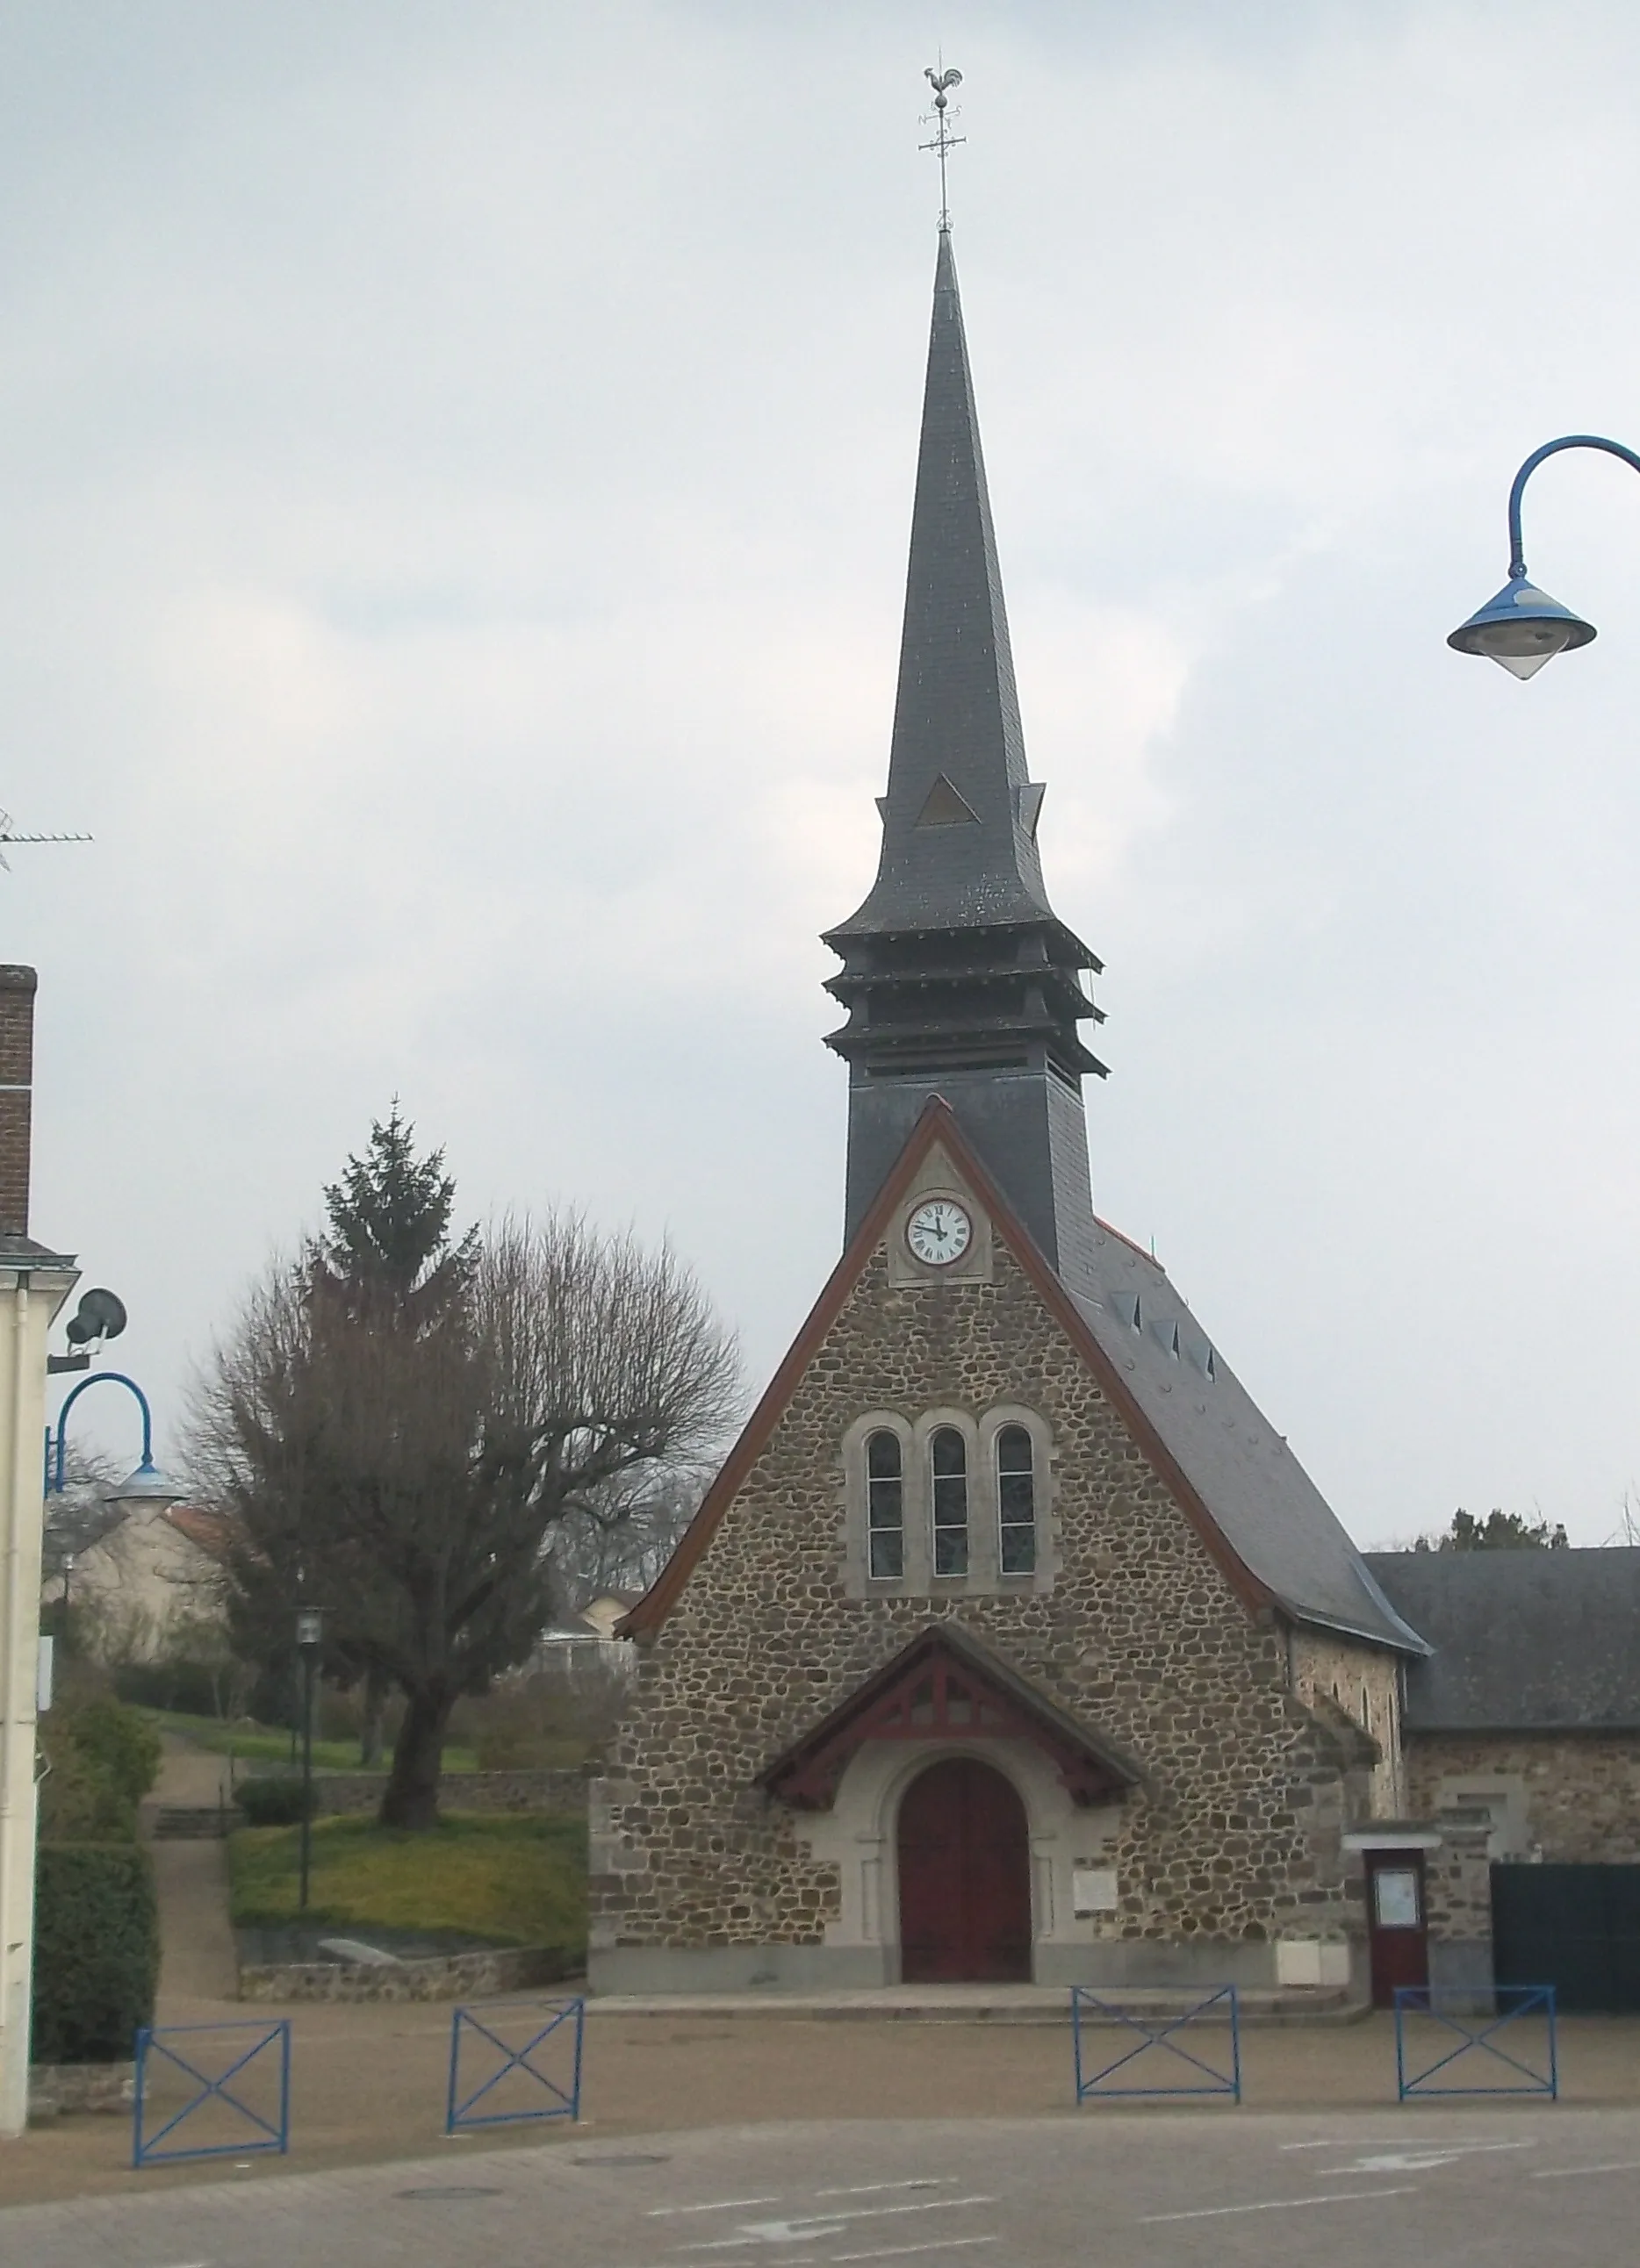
[915, 773, 980, 828]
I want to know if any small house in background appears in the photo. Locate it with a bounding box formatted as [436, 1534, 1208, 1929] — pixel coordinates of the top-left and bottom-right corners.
[579, 1590, 644, 1643]
[58, 1502, 233, 1664]
[535, 1589, 639, 1682]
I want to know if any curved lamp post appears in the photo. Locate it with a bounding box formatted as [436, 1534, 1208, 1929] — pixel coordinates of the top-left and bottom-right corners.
[1448, 434, 1640, 678]
[43, 1370, 182, 1517]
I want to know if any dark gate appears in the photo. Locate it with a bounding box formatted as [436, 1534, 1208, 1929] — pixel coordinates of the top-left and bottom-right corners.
[1492, 1863, 1640, 2012]
[897, 1756, 1031, 1983]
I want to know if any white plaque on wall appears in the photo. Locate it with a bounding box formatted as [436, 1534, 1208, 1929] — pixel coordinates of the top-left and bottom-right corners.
[1072, 1867, 1117, 1917]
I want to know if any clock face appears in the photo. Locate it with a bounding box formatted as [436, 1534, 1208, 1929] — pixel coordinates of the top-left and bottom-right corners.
[906, 1198, 973, 1268]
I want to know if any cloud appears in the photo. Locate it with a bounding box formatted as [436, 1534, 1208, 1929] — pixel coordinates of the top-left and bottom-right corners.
[9, 0, 1640, 1541]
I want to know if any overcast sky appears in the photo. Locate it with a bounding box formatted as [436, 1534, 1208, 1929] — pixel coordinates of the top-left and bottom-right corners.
[9, 1, 1640, 1544]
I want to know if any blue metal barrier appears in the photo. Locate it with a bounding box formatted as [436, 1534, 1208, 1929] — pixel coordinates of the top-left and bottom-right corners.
[1394, 1984, 1557, 2100]
[133, 2020, 291, 2166]
[1071, 1985, 1241, 2103]
[446, 1997, 585, 2132]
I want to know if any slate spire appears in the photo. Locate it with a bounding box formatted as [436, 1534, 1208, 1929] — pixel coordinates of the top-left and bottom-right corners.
[824, 227, 1107, 1291]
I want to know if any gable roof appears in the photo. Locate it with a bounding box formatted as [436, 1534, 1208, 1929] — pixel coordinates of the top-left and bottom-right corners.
[1365, 1548, 1640, 1730]
[164, 1505, 235, 1562]
[759, 1622, 1141, 1810]
[622, 1098, 1424, 1654]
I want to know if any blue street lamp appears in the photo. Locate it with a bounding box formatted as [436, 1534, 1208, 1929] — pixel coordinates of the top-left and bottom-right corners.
[44, 1370, 182, 1518]
[1448, 434, 1640, 678]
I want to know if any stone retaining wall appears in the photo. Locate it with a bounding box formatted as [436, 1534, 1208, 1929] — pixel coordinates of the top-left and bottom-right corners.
[29, 2060, 134, 2121]
[237, 1767, 589, 1816]
[238, 1942, 582, 2003]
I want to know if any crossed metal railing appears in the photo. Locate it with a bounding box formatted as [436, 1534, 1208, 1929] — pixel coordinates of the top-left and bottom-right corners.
[1394, 1984, 1558, 2099]
[1071, 1984, 1241, 2103]
[133, 2020, 291, 2166]
[446, 1997, 585, 2132]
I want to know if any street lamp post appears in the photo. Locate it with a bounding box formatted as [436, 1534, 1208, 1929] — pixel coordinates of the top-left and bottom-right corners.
[1448, 434, 1640, 678]
[295, 1607, 323, 1913]
[43, 1370, 181, 1516]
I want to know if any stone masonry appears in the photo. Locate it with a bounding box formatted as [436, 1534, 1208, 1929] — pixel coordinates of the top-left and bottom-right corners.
[593, 1209, 1391, 1991]
[1405, 1732, 1640, 1862]
[1291, 1629, 1403, 1817]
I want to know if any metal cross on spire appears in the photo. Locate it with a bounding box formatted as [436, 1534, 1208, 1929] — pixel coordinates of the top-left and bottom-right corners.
[920, 64, 965, 233]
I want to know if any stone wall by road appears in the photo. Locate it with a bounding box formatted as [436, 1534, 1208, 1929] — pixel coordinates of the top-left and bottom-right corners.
[238, 1943, 580, 2003]
[237, 1768, 589, 1816]
[595, 1203, 1386, 1972]
[1406, 1732, 1640, 1862]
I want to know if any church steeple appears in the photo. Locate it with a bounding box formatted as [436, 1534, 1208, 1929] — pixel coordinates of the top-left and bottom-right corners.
[824, 205, 1107, 1292]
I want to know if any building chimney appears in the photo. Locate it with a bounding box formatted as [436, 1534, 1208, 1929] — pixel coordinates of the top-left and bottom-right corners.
[0, 966, 36, 1238]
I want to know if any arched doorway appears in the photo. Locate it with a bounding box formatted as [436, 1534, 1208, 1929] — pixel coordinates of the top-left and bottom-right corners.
[896, 1755, 1032, 1983]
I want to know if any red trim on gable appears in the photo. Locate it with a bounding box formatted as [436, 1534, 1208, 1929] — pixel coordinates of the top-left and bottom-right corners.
[618, 1098, 1274, 1639]
[758, 1625, 1140, 1812]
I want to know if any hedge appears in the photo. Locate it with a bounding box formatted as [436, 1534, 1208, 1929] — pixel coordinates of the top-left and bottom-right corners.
[66, 1697, 162, 1811]
[31, 1844, 160, 2064]
[234, 1776, 313, 1827]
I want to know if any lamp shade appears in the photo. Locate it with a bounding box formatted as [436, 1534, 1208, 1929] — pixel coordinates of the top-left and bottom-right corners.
[1447, 574, 1596, 678]
[104, 1458, 183, 1518]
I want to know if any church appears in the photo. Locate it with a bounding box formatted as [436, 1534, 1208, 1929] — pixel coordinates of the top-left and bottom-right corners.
[588, 190, 1493, 2004]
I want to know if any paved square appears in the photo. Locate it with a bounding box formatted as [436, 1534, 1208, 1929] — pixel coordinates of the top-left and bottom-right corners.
[7, 2104, 1640, 2267]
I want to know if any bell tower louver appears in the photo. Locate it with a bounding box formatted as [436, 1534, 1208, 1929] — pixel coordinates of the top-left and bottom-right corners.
[823, 225, 1107, 1295]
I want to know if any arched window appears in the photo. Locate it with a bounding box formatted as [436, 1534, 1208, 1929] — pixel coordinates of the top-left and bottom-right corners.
[996, 1425, 1036, 1574]
[866, 1431, 903, 1579]
[931, 1426, 968, 1575]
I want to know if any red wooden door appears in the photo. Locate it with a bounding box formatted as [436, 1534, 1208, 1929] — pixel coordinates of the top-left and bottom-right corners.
[897, 1757, 1032, 1983]
[1365, 1850, 1429, 2007]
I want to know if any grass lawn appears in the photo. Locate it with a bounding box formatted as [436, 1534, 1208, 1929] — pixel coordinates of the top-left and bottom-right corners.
[143, 1709, 481, 1774]
[227, 1812, 586, 1950]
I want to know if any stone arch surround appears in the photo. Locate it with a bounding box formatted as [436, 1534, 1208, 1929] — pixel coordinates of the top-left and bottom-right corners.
[793, 1734, 1123, 1984]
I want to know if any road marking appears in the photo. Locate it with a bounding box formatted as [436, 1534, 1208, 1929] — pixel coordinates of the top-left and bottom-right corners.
[1143, 2186, 1420, 2223]
[1332, 2143, 1530, 2173]
[649, 2200, 783, 2217]
[832, 2244, 997, 2264]
[680, 2199, 995, 2251]
[1533, 2160, 1640, 2179]
[815, 2180, 946, 2197]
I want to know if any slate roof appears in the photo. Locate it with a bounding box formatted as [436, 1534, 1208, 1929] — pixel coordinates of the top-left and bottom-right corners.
[826, 230, 1090, 949]
[1070, 1228, 1428, 1656]
[1364, 1548, 1640, 1730]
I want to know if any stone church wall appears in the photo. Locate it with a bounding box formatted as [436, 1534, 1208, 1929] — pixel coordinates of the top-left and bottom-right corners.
[1290, 1629, 1403, 1817]
[591, 1232, 1377, 1992]
[1405, 1732, 1640, 1862]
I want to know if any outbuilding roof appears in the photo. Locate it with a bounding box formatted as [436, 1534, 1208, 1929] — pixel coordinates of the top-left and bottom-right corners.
[1365, 1547, 1640, 1730]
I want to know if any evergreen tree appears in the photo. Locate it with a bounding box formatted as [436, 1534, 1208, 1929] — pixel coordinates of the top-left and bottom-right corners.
[316, 1103, 477, 1326]
[1413, 1507, 1569, 1553]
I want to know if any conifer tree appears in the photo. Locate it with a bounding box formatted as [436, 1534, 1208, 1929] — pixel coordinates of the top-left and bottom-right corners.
[316, 1104, 477, 1326]
[194, 1112, 739, 1830]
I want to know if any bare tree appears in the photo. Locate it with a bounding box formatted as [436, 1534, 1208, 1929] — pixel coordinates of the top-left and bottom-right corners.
[190, 1211, 739, 1829]
[550, 1468, 706, 1607]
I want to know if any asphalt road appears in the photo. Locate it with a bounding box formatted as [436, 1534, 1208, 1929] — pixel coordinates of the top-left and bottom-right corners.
[5, 2107, 1638, 2267]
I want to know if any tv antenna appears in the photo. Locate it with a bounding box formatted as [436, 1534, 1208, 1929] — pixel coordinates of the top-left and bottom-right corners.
[0, 808, 91, 872]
